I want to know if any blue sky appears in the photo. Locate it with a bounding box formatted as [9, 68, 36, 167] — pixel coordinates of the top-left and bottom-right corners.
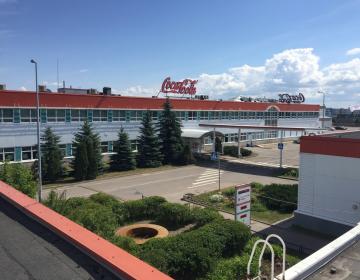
[1, 0, 360, 108]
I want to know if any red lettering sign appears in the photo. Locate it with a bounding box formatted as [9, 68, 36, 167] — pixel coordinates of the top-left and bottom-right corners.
[161, 77, 197, 95]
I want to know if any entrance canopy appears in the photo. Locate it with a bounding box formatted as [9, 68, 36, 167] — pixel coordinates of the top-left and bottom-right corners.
[199, 123, 323, 131]
[181, 129, 224, 139]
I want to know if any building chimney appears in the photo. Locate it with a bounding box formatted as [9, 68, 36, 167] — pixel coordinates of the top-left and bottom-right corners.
[0, 84, 6, 90]
[38, 85, 47, 92]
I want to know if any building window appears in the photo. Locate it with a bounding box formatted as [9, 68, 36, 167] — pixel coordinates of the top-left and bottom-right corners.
[71, 109, 87, 122]
[200, 111, 209, 120]
[21, 146, 37, 160]
[130, 140, 138, 152]
[129, 110, 143, 121]
[203, 136, 213, 145]
[188, 111, 197, 121]
[175, 111, 186, 121]
[20, 109, 38, 123]
[101, 141, 109, 153]
[93, 110, 108, 122]
[112, 110, 126, 122]
[3, 147, 15, 161]
[0, 109, 14, 123]
[224, 133, 238, 143]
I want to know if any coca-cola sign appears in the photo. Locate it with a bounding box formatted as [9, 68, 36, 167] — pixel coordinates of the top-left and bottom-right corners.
[161, 77, 197, 95]
[278, 93, 305, 104]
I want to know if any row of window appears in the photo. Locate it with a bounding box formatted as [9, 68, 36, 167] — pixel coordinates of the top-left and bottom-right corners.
[0, 140, 140, 162]
[0, 108, 320, 123]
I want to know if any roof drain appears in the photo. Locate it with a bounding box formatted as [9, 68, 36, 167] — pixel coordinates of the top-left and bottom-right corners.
[247, 234, 286, 280]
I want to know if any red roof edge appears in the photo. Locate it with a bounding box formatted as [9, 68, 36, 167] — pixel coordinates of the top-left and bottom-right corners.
[0, 181, 173, 280]
[300, 136, 360, 158]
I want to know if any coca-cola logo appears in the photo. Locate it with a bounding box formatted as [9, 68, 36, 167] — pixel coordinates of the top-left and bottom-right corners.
[278, 93, 305, 104]
[161, 77, 197, 95]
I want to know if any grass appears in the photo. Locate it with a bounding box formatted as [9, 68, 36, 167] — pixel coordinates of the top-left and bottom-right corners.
[44, 164, 185, 188]
[192, 185, 294, 224]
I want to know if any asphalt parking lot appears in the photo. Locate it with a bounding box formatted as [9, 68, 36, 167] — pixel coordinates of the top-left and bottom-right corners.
[242, 141, 300, 167]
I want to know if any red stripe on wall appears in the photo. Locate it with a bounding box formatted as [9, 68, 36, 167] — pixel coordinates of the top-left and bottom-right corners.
[0, 90, 320, 112]
[300, 136, 360, 158]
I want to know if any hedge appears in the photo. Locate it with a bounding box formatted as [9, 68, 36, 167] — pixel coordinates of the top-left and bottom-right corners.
[223, 146, 252, 157]
[138, 219, 252, 280]
[257, 183, 298, 212]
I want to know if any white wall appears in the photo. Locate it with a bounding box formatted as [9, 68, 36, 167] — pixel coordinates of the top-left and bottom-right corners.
[298, 153, 360, 226]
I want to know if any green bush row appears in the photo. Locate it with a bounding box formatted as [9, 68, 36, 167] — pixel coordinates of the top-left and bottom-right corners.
[223, 146, 252, 157]
[250, 183, 298, 212]
[138, 219, 252, 280]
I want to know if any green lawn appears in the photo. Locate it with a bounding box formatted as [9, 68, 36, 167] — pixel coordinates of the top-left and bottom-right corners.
[192, 185, 294, 224]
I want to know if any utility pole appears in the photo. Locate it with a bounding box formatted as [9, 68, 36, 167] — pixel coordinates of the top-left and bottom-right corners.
[30, 59, 42, 202]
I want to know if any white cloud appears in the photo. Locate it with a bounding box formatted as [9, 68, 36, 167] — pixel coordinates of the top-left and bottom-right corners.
[118, 85, 158, 97]
[79, 69, 89, 73]
[18, 86, 27, 91]
[120, 48, 360, 107]
[346, 48, 360, 56]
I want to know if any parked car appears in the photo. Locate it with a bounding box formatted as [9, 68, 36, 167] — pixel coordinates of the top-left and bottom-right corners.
[334, 126, 348, 130]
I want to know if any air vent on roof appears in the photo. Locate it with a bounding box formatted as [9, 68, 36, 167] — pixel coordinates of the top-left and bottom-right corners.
[38, 85, 47, 92]
[103, 87, 111, 95]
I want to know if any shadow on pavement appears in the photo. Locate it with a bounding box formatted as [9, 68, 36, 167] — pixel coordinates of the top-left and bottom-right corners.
[252, 217, 336, 257]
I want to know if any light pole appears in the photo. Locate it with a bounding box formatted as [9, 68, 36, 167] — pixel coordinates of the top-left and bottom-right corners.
[31, 59, 42, 202]
[318, 90, 326, 129]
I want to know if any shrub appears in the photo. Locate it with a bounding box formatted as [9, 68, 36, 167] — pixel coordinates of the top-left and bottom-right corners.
[222, 187, 236, 198]
[155, 202, 193, 229]
[122, 196, 166, 222]
[258, 184, 298, 212]
[110, 235, 139, 255]
[209, 194, 224, 203]
[223, 146, 252, 157]
[139, 219, 251, 280]
[191, 207, 222, 227]
[0, 162, 37, 198]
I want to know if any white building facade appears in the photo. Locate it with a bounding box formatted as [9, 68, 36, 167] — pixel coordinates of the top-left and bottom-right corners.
[0, 89, 321, 162]
[295, 135, 360, 235]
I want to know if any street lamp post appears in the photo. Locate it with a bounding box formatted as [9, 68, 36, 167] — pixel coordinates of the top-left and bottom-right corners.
[31, 59, 42, 202]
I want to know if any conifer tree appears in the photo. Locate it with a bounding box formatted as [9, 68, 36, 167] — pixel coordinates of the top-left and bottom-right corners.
[72, 121, 102, 180]
[158, 98, 184, 164]
[137, 111, 162, 168]
[110, 128, 136, 171]
[41, 127, 63, 182]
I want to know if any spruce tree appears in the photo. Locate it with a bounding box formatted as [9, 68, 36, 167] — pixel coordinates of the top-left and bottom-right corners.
[72, 121, 102, 180]
[158, 98, 184, 164]
[110, 128, 136, 171]
[41, 127, 63, 182]
[137, 111, 162, 168]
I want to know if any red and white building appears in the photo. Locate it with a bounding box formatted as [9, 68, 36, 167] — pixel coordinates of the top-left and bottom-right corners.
[0, 88, 321, 162]
[295, 133, 360, 235]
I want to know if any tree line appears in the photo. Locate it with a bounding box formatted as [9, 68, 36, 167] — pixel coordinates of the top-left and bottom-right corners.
[38, 99, 194, 183]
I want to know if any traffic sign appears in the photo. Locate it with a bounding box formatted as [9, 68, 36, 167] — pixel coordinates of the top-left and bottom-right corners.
[278, 143, 284, 150]
[211, 152, 218, 161]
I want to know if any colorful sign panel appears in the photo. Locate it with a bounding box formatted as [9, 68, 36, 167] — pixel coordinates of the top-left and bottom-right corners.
[161, 77, 197, 95]
[235, 184, 251, 227]
[278, 93, 305, 104]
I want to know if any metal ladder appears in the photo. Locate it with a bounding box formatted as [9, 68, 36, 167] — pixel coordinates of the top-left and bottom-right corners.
[247, 234, 286, 280]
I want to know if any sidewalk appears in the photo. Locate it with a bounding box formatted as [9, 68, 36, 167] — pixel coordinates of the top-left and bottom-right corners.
[220, 211, 334, 255]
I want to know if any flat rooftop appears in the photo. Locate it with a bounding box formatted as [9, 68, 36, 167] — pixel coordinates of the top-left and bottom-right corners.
[306, 239, 360, 279]
[0, 196, 118, 280]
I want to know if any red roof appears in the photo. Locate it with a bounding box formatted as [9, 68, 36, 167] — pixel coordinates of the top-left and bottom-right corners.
[0, 90, 320, 112]
[300, 136, 360, 158]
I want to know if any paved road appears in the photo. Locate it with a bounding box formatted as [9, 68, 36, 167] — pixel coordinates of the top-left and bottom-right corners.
[43, 161, 296, 202]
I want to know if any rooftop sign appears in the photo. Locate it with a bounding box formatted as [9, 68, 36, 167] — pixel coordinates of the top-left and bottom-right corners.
[161, 77, 197, 95]
[278, 93, 305, 104]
